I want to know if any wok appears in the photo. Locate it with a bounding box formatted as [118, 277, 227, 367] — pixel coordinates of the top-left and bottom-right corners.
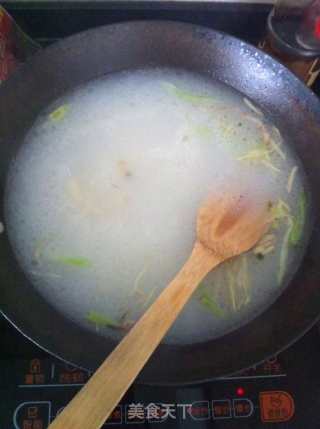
[1, 21, 320, 385]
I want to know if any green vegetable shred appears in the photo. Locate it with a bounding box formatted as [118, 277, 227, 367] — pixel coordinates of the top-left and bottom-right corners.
[200, 292, 224, 318]
[278, 218, 294, 285]
[162, 82, 215, 107]
[86, 311, 119, 328]
[49, 104, 69, 122]
[56, 257, 91, 268]
[289, 192, 307, 246]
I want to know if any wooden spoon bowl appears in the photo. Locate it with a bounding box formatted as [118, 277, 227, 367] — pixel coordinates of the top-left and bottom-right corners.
[49, 191, 269, 429]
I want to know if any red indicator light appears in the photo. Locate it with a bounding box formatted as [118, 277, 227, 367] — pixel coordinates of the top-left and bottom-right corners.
[315, 17, 320, 39]
[236, 387, 245, 396]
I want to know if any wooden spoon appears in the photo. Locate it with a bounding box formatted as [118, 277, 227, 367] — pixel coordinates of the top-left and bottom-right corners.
[48, 192, 269, 429]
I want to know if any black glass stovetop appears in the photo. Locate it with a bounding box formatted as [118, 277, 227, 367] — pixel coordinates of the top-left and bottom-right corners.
[2, 313, 320, 428]
[1, 2, 320, 428]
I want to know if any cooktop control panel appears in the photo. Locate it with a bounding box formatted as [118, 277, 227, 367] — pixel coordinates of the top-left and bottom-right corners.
[1, 326, 320, 428]
[2, 358, 292, 428]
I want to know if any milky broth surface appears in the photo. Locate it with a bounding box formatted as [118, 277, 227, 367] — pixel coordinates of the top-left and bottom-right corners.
[4, 68, 309, 345]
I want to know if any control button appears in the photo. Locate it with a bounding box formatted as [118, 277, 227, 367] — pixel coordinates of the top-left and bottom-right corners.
[189, 401, 210, 420]
[23, 359, 46, 385]
[233, 398, 254, 418]
[212, 400, 232, 419]
[262, 356, 283, 375]
[13, 402, 51, 429]
[55, 361, 90, 385]
[103, 405, 122, 426]
[260, 391, 295, 423]
[30, 359, 42, 374]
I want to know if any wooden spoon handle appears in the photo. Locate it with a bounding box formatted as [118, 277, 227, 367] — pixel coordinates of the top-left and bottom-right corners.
[48, 242, 221, 429]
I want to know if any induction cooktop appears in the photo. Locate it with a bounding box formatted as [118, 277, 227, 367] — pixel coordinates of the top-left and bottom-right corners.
[1, 2, 320, 428]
